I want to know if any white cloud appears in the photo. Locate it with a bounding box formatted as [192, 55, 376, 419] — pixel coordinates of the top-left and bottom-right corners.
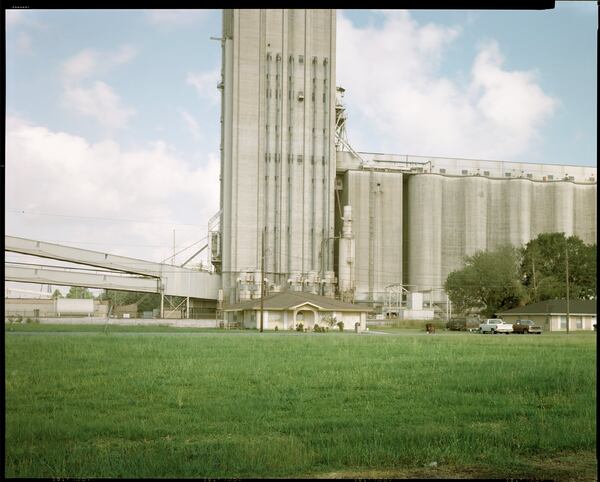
[186, 68, 220, 105]
[179, 110, 202, 140]
[111, 45, 138, 65]
[337, 11, 557, 161]
[5, 116, 220, 263]
[62, 45, 138, 84]
[145, 9, 209, 28]
[62, 49, 100, 83]
[62, 81, 135, 131]
[61, 46, 139, 130]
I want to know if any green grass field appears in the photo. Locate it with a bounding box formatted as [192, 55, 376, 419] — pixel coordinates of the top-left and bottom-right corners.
[5, 324, 597, 479]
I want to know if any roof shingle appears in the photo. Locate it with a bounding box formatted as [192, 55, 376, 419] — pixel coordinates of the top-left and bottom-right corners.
[498, 299, 596, 315]
[223, 291, 372, 312]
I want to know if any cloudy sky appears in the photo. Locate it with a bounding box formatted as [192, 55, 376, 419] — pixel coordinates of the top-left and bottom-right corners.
[5, 6, 597, 295]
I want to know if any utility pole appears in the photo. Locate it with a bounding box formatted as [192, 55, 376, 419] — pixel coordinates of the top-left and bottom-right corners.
[172, 229, 176, 266]
[532, 257, 537, 303]
[260, 231, 265, 333]
[565, 241, 570, 334]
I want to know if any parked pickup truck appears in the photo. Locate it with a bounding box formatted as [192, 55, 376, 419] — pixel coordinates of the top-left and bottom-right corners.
[512, 319, 542, 334]
[479, 318, 513, 334]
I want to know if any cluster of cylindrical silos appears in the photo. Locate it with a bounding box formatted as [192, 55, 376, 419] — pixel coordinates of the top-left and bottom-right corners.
[340, 171, 596, 305]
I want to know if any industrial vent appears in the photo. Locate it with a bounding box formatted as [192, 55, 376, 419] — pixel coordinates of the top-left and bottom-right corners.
[461, 170, 468, 175]
[547, 175, 554, 180]
[505, 173, 512, 177]
[483, 171, 490, 176]
[439, 168, 446, 174]
[568, 176, 575, 181]
[526, 173, 533, 179]
[589, 177, 596, 182]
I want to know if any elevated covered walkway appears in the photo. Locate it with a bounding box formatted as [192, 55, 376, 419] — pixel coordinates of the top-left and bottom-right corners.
[5, 235, 222, 317]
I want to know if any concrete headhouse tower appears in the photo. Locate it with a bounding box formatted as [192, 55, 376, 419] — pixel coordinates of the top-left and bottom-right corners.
[217, 9, 337, 304]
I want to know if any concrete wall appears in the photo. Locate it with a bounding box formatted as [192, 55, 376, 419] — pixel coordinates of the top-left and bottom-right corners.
[220, 9, 337, 304]
[5, 298, 109, 318]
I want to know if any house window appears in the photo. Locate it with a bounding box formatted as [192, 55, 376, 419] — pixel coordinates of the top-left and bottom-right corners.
[559, 316, 567, 330]
[483, 171, 490, 176]
[575, 316, 583, 329]
[439, 168, 446, 174]
[461, 170, 468, 175]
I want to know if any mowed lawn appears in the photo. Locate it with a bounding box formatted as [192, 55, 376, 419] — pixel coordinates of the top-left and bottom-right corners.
[5, 325, 597, 479]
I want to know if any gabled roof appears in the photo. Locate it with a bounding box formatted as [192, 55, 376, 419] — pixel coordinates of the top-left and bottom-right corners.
[498, 299, 596, 316]
[223, 291, 372, 312]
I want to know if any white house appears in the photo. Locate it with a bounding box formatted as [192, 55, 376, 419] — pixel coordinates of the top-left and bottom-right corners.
[498, 299, 597, 332]
[223, 291, 372, 332]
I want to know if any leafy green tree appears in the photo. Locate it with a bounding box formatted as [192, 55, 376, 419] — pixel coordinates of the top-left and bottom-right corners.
[99, 290, 162, 313]
[66, 286, 93, 299]
[521, 233, 596, 302]
[51, 289, 63, 299]
[444, 245, 526, 318]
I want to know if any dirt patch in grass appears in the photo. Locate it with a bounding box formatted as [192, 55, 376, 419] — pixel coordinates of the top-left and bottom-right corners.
[306, 451, 598, 480]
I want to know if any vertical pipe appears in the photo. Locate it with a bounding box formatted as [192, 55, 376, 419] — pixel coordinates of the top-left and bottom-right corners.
[287, 53, 294, 276]
[311, 55, 317, 270]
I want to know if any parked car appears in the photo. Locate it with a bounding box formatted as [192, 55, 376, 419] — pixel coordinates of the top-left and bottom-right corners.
[479, 318, 513, 334]
[512, 319, 542, 334]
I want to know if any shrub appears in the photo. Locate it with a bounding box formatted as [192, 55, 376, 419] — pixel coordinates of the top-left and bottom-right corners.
[274, 325, 279, 332]
[337, 321, 344, 332]
[314, 324, 321, 332]
[296, 323, 304, 332]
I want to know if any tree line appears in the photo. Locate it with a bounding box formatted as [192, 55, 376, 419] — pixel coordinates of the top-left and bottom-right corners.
[444, 232, 596, 318]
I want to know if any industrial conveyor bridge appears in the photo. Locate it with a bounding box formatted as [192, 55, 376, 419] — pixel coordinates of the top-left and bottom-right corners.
[5, 236, 221, 316]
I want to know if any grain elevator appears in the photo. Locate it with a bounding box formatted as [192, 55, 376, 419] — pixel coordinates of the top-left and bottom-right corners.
[214, 9, 597, 314]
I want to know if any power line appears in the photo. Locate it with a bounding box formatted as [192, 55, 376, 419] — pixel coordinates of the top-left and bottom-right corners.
[7, 210, 206, 227]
